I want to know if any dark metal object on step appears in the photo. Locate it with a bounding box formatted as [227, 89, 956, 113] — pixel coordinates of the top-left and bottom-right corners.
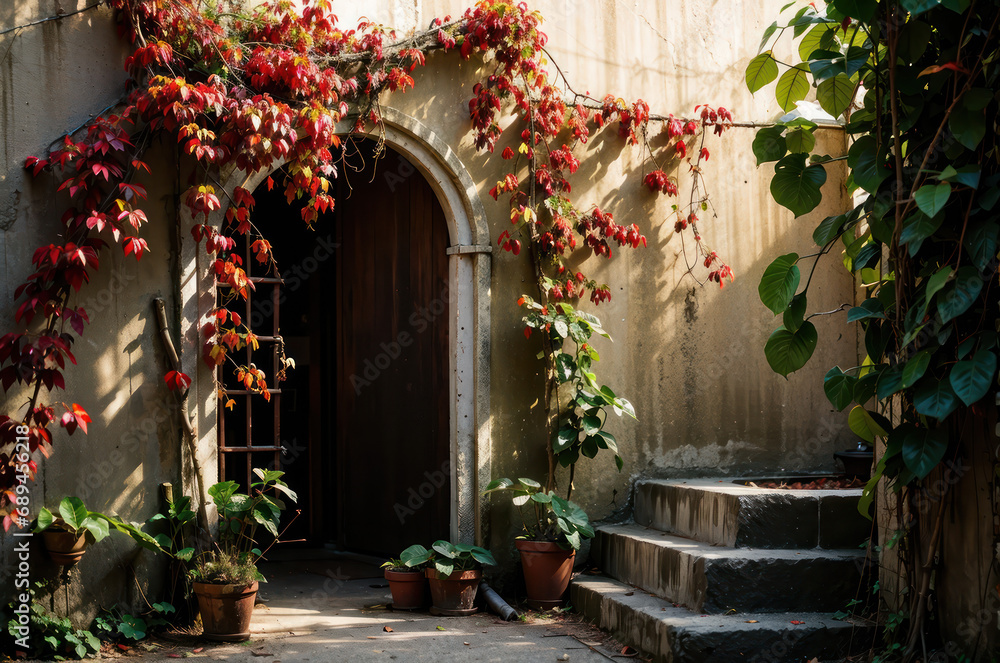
[834, 442, 874, 480]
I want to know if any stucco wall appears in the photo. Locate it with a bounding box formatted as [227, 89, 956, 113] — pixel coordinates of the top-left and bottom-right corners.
[335, 0, 857, 541]
[0, 0, 182, 623]
[0, 0, 859, 624]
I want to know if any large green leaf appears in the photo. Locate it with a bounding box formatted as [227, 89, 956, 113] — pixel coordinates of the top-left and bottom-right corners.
[897, 21, 932, 63]
[900, 211, 944, 255]
[746, 51, 780, 93]
[783, 292, 808, 332]
[848, 135, 890, 194]
[949, 102, 987, 150]
[875, 364, 904, 400]
[902, 428, 948, 479]
[848, 405, 887, 443]
[963, 220, 999, 271]
[914, 183, 952, 217]
[59, 497, 88, 531]
[949, 350, 996, 406]
[913, 379, 958, 419]
[925, 267, 953, 303]
[901, 351, 931, 388]
[937, 267, 984, 324]
[817, 74, 855, 118]
[764, 322, 818, 377]
[758, 253, 801, 315]
[799, 24, 836, 60]
[824, 366, 857, 411]
[775, 64, 811, 112]
[847, 298, 885, 322]
[752, 126, 788, 165]
[771, 154, 828, 217]
[813, 213, 845, 246]
[785, 127, 816, 153]
[854, 371, 879, 405]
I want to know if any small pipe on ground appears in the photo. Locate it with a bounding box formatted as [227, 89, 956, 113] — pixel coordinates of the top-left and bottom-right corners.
[478, 581, 519, 621]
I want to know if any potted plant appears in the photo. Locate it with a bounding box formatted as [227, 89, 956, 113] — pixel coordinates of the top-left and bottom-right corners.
[33, 497, 113, 565]
[380, 544, 431, 610]
[189, 468, 297, 642]
[404, 541, 496, 616]
[484, 477, 595, 609]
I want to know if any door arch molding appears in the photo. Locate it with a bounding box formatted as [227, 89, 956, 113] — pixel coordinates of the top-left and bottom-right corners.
[181, 108, 491, 545]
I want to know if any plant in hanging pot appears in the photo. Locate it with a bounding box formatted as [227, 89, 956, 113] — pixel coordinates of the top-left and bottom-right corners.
[33, 496, 183, 567]
[404, 541, 496, 616]
[380, 544, 431, 610]
[33, 497, 113, 565]
[484, 477, 595, 609]
[189, 468, 297, 642]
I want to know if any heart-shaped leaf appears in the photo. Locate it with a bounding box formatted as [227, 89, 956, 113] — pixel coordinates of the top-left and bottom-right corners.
[902, 428, 949, 479]
[949, 349, 996, 405]
[759, 253, 801, 315]
[914, 183, 951, 217]
[765, 322, 818, 377]
[824, 366, 857, 411]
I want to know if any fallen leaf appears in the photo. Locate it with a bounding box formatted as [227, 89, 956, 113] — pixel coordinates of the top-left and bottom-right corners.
[790, 620, 805, 625]
[745, 620, 758, 623]
[192, 648, 203, 653]
[383, 626, 394, 633]
[116, 644, 130, 651]
[464, 642, 470, 645]
[619, 645, 639, 657]
[367, 636, 377, 640]
[624, 591, 634, 596]
[436, 626, 446, 631]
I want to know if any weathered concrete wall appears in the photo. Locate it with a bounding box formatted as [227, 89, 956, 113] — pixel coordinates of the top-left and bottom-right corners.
[336, 0, 857, 551]
[0, 0, 859, 625]
[0, 0, 184, 625]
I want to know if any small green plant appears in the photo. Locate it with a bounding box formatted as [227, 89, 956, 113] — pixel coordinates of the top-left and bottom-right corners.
[484, 477, 595, 550]
[518, 297, 636, 484]
[402, 541, 496, 576]
[381, 549, 428, 572]
[144, 495, 197, 562]
[34, 496, 112, 543]
[5, 588, 100, 660]
[93, 602, 176, 642]
[380, 558, 407, 571]
[34, 495, 173, 556]
[190, 468, 297, 585]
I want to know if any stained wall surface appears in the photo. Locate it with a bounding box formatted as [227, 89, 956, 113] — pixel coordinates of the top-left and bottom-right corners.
[0, 0, 858, 625]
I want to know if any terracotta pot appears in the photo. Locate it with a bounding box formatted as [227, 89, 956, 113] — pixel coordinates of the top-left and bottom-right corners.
[424, 568, 481, 616]
[42, 528, 88, 566]
[385, 568, 427, 610]
[193, 581, 258, 642]
[516, 539, 575, 610]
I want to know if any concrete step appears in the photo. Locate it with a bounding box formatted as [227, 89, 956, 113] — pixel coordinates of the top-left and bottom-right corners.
[571, 575, 873, 663]
[633, 479, 870, 549]
[591, 524, 866, 614]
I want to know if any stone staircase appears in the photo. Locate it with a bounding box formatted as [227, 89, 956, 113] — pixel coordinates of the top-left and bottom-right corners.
[571, 479, 876, 662]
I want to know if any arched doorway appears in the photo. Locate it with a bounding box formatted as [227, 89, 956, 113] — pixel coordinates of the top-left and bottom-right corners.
[185, 110, 492, 555]
[217, 139, 452, 554]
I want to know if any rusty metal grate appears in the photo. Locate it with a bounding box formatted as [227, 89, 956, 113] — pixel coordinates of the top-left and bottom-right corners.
[217, 235, 284, 490]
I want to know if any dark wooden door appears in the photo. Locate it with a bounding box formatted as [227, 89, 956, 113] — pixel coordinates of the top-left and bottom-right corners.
[332, 143, 451, 555]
